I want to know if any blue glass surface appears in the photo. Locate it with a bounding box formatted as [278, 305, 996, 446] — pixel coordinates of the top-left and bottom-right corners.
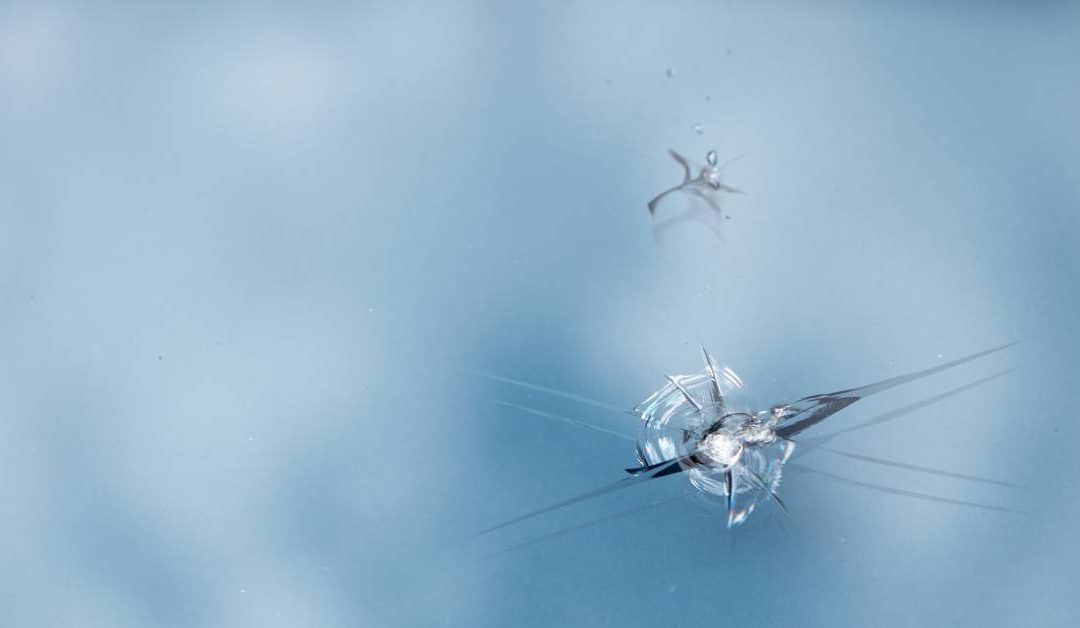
[1, 1, 1078, 625]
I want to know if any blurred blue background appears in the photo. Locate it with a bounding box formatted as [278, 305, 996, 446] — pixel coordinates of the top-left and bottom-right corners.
[1, 1, 1078, 625]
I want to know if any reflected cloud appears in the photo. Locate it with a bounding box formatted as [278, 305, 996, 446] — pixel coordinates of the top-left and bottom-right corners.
[211, 32, 347, 142]
[0, 2, 76, 109]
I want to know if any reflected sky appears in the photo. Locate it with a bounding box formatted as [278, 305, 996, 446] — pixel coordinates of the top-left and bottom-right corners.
[1, 1, 1078, 626]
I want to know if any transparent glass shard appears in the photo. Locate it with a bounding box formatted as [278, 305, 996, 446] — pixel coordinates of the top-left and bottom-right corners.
[632, 343, 1020, 527]
[635, 354, 791, 526]
[648, 149, 744, 216]
[468, 342, 1019, 547]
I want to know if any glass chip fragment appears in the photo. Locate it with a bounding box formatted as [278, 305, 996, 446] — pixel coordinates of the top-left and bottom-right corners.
[647, 148, 744, 215]
[469, 341, 1021, 555]
[636, 349, 794, 526]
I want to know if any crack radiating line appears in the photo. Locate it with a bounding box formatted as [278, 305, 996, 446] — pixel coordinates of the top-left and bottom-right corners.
[479, 397, 636, 442]
[466, 369, 627, 413]
[482, 497, 682, 560]
[789, 464, 1022, 514]
[817, 446, 1022, 489]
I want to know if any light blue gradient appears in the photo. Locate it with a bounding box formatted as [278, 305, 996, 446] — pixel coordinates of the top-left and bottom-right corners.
[1, 1, 1078, 626]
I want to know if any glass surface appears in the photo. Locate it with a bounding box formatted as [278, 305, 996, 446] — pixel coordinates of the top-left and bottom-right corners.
[1, 1, 1078, 626]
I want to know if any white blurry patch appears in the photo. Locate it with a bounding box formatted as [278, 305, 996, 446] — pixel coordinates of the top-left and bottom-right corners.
[210, 31, 346, 143]
[175, 3, 480, 148]
[0, 1, 75, 110]
[343, 2, 480, 98]
[211, 557, 342, 628]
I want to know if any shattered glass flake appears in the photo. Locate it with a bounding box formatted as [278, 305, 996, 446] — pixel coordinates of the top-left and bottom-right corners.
[636, 350, 791, 526]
